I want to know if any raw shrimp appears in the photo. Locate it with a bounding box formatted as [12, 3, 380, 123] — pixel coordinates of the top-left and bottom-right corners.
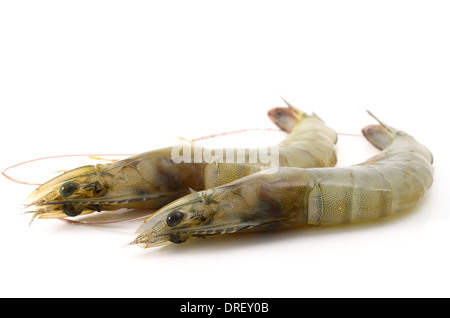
[132, 112, 433, 248]
[25, 101, 337, 220]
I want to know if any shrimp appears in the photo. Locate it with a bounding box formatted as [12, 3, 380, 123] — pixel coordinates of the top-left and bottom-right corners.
[25, 100, 337, 220]
[131, 111, 433, 248]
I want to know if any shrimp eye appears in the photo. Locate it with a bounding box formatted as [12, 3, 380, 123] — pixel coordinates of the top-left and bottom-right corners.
[60, 181, 79, 198]
[170, 234, 188, 244]
[63, 204, 83, 217]
[167, 211, 185, 227]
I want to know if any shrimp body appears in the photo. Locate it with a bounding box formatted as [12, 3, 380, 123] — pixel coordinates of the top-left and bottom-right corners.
[26, 102, 337, 219]
[132, 113, 433, 248]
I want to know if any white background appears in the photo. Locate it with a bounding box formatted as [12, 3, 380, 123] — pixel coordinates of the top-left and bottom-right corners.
[1, 1, 449, 298]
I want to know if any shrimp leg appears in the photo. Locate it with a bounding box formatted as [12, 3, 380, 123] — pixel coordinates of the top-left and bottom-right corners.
[132, 111, 433, 248]
[25, 100, 337, 220]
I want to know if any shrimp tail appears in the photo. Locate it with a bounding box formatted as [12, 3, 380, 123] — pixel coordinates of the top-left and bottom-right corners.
[362, 110, 404, 150]
[267, 97, 307, 133]
[280, 97, 303, 115]
[267, 107, 298, 133]
[361, 124, 392, 150]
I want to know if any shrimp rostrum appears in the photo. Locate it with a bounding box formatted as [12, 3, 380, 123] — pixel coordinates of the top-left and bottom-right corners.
[25, 101, 337, 220]
[132, 112, 433, 248]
